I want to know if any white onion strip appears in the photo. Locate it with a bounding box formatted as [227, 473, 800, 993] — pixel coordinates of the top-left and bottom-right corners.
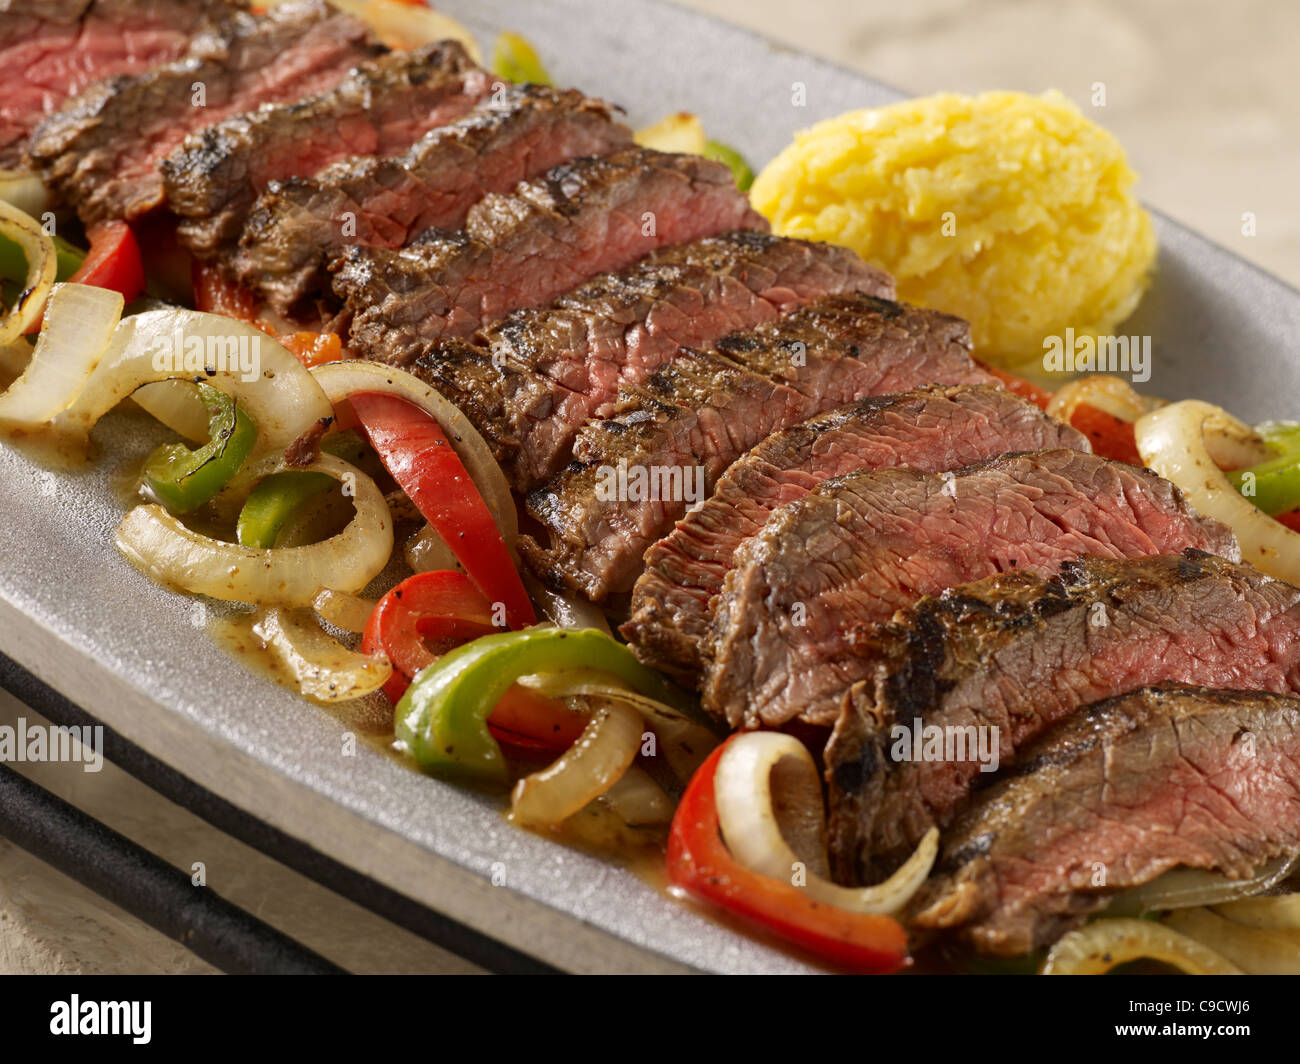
[0, 169, 52, 219]
[715, 731, 938, 915]
[514, 668, 717, 781]
[116, 454, 392, 606]
[253, 607, 391, 702]
[1042, 918, 1243, 975]
[0, 199, 56, 345]
[132, 379, 211, 443]
[53, 309, 332, 454]
[1135, 399, 1298, 581]
[0, 284, 122, 427]
[510, 697, 644, 828]
[311, 360, 517, 546]
[1045, 373, 1161, 426]
[312, 588, 378, 633]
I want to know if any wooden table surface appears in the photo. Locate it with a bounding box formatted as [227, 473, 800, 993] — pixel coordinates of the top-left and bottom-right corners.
[3, 0, 1295, 974]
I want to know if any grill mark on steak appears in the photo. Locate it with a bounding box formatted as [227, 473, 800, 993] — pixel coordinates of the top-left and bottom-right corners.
[622, 385, 1089, 685]
[164, 41, 491, 263]
[908, 684, 1300, 955]
[333, 147, 768, 346]
[825, 551, 1300, 886]
[240, 83, 632, 313]
[27, 0, 382, 224]
[522, 300, 1000, 606]
[0, 0, 236, 170]
[411, 233, 895, 489]
[703, 450, 1241, 732]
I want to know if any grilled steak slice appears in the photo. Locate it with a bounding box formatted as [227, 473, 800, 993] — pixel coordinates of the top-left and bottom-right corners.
[334, 147, 767, 346]
[237, 83, 631, 313]
[412, 233, 894, 487]
[908, 684, 1300, 956]
[525, 304, 1000, 605]
[624, 386, 1088, 684]
[165, 41, 491, 262]
[827, 551, 1300, 886]
[28, 0, 381, 224]
[704, 450, 1240, 731]
[0, 0, 234, 169]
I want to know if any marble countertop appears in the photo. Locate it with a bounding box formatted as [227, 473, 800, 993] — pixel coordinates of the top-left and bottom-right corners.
[4, 0, 1296, 975]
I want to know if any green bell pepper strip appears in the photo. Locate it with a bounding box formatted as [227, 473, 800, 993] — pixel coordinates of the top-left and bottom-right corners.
[703, 140, 755, 191]
[394, 626, 701, 786]
[491, 31, 552, 85]
[1229, 421, 1300, 516]
[0, 230, 85, 284]
[235, 471, 335, 548]
[141, 383, 257, 513]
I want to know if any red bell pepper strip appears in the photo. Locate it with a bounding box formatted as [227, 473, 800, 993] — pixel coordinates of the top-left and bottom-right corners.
[978, 361, 1053, 410]
[1067, 402, 1143, 464]
[361, 570, 580, 748]
[191, 260, 268, 330]
[68, 221, 145, 304]
[667, 739, 910, 974]
[1276, 511, 1300, 534]
[349, 391, 535, 629]
[280, 331, 343, 368]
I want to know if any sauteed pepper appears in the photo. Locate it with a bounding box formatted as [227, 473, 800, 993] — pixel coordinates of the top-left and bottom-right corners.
[668, 739, 910, 974]
[349, 391, 535, 629]
[363, 570, 584, 746]
[236, 471, 334, 548]
[1229, 422, 1300, 516]
[394, 626, 692, 785]
[141, 383, 256, 513]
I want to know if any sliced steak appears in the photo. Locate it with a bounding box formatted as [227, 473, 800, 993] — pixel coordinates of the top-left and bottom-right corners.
[237, 82, 631, 313]
[524, 303, 1000, 605]
[826, 551, 1300, 886]
[704, 450, 1240, 731]
[411, 233, 895, 487]
[0, 0, 234, 169]
[909, 684, 1300, 956]
[334, 147, 767, 346]
[624, 385, 1087, 685]
[27, 0, 381, 224]
[165, 41, 491, 262]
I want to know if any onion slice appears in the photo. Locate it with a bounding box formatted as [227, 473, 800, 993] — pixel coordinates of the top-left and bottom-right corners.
[53, 308, 333, 454]
[116, 453, 392, 606]
[132, 379, 211, 443]
[1045, 373, 1162, 425]
[312, 588, 378, 633]
[1041, 918, 1243, 975]
[1108, 854, 1297, 916]
[600, 765, 673, 826]
[253, 607, 391, 702]
[510, 696, 644, 828]
[515, 667, 717, 781]
[523, 572, 614, 635]
[0, 169, 52, 219]
[0, 284, 122, 428]
[311, 360, 517, 546]
[1135, 399, 1300, 581]
[715, 731, 938, 915]
[1213, 891, 1300, 930]
[1162, 908, 1300, 974]
[0, 338, 31, 381]
[0, 199, 56, 345]
[404, 521, 462, 574]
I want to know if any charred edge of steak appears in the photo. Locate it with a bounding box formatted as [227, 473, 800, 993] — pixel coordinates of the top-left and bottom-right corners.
[622, 383, 1088, 685]
[334, 146, 767, 344]
[824, 549, 1299, 885]
[162, 39, 484, 242]
[253, 82, 631, 315]
[27, 0, 382, 224]
[1, 0, 239, 170]
[908, 683, 1300, 955]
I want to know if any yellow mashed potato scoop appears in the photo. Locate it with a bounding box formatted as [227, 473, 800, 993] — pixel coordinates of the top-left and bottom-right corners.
[750, 90, 1156, 370]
